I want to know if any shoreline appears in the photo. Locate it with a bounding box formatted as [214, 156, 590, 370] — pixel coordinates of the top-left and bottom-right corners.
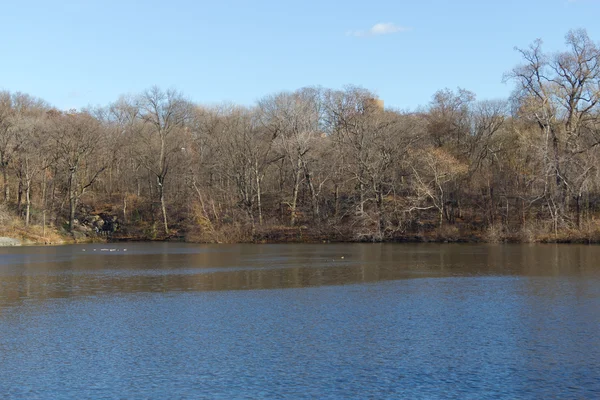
[3, 234, 600, 247]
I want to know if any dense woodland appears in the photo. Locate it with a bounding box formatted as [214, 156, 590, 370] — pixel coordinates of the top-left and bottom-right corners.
[3, 29, 600, 243]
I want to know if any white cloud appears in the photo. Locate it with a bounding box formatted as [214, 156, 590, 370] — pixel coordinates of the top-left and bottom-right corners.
[371, 23, 409, 35]
[347, 22, 411, 37]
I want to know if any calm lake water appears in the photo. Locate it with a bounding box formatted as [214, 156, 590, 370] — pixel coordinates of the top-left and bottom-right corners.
[0, 243, 599, 399]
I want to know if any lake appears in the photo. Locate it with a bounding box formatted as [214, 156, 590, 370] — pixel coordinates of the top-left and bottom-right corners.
[0, 243, 599, 399]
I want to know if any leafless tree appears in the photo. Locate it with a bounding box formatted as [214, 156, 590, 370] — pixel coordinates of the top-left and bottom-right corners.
[48, 111, 107, 232]
[135, 87, 191, 235]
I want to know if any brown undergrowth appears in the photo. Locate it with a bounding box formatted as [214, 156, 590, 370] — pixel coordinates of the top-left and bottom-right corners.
[0, 204, 67, 245]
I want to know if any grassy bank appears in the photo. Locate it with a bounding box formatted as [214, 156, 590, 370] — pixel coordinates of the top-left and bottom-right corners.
[0, 204, 86, 245]
[3, 203, 600, 246]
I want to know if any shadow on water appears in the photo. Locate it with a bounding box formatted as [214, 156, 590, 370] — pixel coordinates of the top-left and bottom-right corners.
[1, 243, 599, 309]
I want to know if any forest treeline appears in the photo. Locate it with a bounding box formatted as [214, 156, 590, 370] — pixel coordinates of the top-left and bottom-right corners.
[2, 29, 600, 243]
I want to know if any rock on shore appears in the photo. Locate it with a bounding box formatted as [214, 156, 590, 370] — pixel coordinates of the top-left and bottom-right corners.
[0, 237, 22, 246]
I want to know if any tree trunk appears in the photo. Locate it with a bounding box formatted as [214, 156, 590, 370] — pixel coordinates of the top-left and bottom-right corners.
[334, 184, 339, 219]
[68, 169, 76, 232]
[2, 164, 9, 203]
[489, 184, 495, 227]
[69, 195, 76, 233]
[359, 181, 365, 216]
[256, 167, 263, 226]
[108, 166, 113, 197]
[158, 176, 168, 235]
[42, 168, 47, 238]
[25, 181, 31, 227]
[123, 195, 128, 224]
[17, 176, 23, 215]
[576, 193, 581, 230]
[376, 189, 385, 238]
[50, 168, 57, 226]
[290, 158, 302, 226]
[551, 129, 568, 213]
[303, 162, 319, 221]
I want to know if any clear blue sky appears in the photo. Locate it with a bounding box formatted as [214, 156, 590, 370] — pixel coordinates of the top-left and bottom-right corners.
[2, 0, 599, 110]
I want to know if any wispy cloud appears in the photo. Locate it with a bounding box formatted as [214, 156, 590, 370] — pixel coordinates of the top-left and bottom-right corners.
[347, 22, 411, 37]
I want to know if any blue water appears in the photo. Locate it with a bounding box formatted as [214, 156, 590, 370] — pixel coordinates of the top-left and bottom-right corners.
[0, 243, 599, 399]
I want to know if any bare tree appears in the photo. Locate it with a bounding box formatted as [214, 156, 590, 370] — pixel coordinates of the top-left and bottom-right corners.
[12, 100, 50, 226]
[0, 91, 17, 203]
[136, 87, 191, 236]
[259, 88, 325, 225]
[426, 88, 475, 150]
[506, 29, 600, 230]
[48, 111, 107, 233]
[410, 148, 468, 228]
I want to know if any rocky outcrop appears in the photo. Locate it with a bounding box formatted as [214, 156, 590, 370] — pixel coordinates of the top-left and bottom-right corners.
[76, 208, 120, 238]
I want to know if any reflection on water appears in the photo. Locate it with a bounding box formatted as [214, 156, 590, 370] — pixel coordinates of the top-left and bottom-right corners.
[0, 243, 599, 398]
[1, 243, 599, 308]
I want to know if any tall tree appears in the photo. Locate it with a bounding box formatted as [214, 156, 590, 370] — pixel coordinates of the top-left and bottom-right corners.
[506, 29, 600, 230]
[259, 88, 323, 225]
[136, 87, 191, 235]
[48, 111, 107, 233]
[0, 91, 16, 203]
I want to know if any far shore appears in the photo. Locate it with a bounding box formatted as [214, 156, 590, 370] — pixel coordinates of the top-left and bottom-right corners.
[3, 231, 600, 247]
